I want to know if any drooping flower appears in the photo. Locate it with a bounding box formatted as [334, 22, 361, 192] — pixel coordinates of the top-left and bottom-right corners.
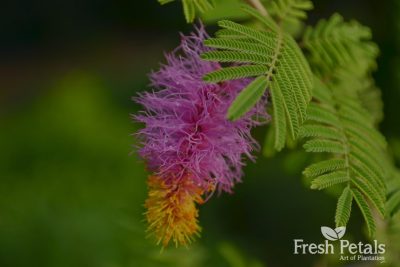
[134, 24, 269, 247]
[145, 174, 204, 247]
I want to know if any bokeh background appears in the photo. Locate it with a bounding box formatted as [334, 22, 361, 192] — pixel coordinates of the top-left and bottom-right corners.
[1, 0, 400, 266]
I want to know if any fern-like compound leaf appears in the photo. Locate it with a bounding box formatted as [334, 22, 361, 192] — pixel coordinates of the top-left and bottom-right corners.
[299, 12, 394, 235]
[387, 191, 400, 216]
[202, 6, 313, 151]
[311, 171, 349, 190]
[301, 78, 387, 235]
[303, 139, 346, 154]
[201, 50, 272, 65]
[269, 0, 314, 24]
[203, 65, 269, 83]
[386, 168, 400, 216]
[353, 188, 376, 237]
[299, 125, 344, 141]
[227, 76, 269, 120]
[204, 38, 273, 57]
[335, 186, 353, 227]
[351, 175, 385, 216]
[359, 82, 384, 125]
[306, 103, 341, 126]
[303, 13, 379, 75]
[303, 159, 346, 178]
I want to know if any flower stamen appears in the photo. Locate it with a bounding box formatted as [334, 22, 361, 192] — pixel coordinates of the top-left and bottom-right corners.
[145, 175, 204, 247]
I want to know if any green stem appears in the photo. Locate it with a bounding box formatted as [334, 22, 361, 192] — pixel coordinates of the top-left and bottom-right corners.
[244, 0, 269, 16]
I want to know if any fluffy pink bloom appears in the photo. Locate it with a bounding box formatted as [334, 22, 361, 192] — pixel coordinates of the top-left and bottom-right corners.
[134, 24, 269, 194]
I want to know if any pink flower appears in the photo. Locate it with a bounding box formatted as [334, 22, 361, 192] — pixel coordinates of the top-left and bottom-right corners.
[134, 24, 269, 246]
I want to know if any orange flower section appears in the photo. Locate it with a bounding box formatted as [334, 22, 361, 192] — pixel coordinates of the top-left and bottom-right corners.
[145, 175, 205, 247]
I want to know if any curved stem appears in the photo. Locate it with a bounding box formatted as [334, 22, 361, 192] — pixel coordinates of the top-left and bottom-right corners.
[244, 0, 269, 17]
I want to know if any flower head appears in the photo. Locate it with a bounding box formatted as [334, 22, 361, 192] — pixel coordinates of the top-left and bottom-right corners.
[134, 24, 269, 246]
[145, 174, 204, 247]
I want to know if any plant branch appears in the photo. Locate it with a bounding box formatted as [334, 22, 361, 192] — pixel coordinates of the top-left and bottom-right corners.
[244, 0, 269, 17]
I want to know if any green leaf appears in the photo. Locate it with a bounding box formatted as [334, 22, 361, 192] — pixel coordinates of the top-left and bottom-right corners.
[227, 76, 269, 120]
[268, 0, 314, 24]
[303, 158, 346, 178]
[270, 79, 287, 151]
[158, 0, 214, 23]
[335, 187, 353, 227]
[386, 167, 400, 216]
[352, 188, 376, 237]
[204, 38, 273, 57]
[387, 191, 400, 216]
[300, 73, 389, 236]
[311, 171, 349, 190]
[306, 103, 340, 126]
[262, 126, 277, 157]
[303, 13, 378, 75]
[351, 176, 385, 217]
[202, 6, 313, 150]
[201, 51, 271, 65]
[182, 0, 195, 23]
[303, 139, 346, 154]
[299, 125, 344, 141]
[203, 65, 269, 83]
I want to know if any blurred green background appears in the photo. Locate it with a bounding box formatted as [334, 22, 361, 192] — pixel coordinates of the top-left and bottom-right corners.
[1, 1, 399, 266]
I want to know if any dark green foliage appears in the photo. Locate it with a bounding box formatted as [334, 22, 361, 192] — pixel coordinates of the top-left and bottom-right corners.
[158, 0, 400, 240]
[300, 77, 388, 236]
[302, 13, 379, 76]
[202, 6, 313, 151]
[299, 13, 394, 235]
[268, 0, 313, 24]
[335, 187, 353, 227]
[387, 168, 400, 216]
[226, 76, 269, 120]
[353, 188, 376, 237]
